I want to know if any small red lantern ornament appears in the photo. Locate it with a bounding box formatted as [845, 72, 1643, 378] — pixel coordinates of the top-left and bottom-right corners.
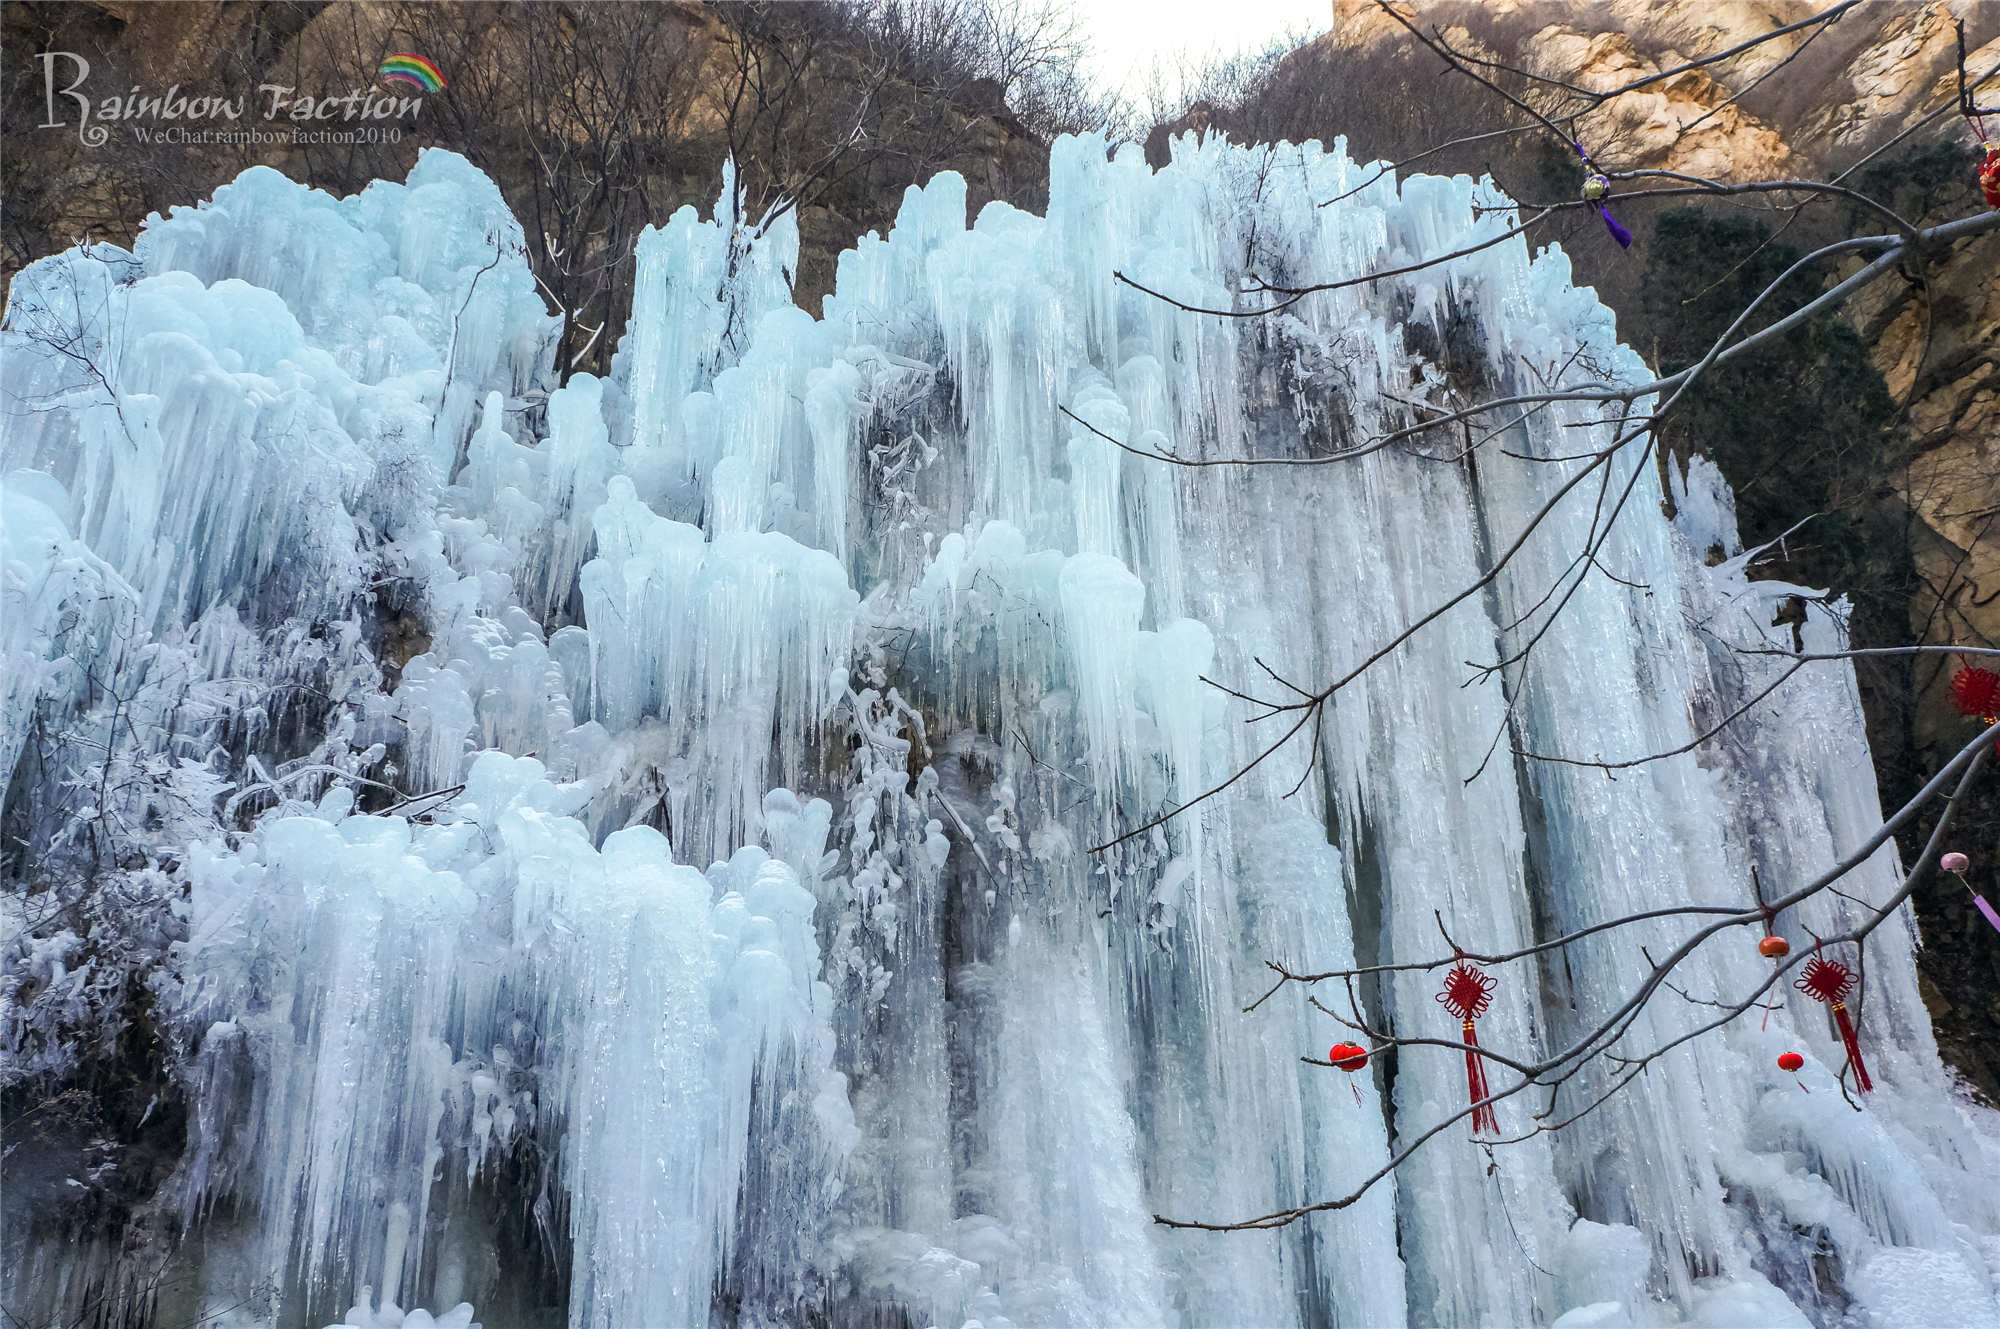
[1795, 954, 1873, 1092]
[1437, 959, 1501, 1135]
[1758, 935, 1790, 959]
[1777, 1051, 1804, 1072]
[1950, 665, 1999, 722]
[1981, 144, 2000, 211]
[1330, 1041, 1369, 1072]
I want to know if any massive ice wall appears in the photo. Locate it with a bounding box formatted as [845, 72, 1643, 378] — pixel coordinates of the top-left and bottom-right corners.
[4, 135, 1998, 1329]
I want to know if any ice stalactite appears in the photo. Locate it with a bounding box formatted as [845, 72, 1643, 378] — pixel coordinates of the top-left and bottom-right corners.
[4, 132, 1999, 1329]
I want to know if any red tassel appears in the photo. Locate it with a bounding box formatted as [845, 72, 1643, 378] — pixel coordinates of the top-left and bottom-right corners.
[1795, 954, 1873, 1093]
[1830, 1002, 1873, 1092]
[1461, 1019, 1500, 1135]
[1438, 960, 1501, 1135]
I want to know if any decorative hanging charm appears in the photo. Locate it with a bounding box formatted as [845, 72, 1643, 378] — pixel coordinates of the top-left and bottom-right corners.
[1950, 664, 1999, 723]
[1574, 144, 1634, 249]
[1777, 1050, 1809, 1092]
[1438, 959, 1501, 1134]
[1329, 1041, 1369, 1104]
[1758, 934, 1790, 958]
[1794, 954, 1873, 1092]
[1960, 18, 2000, 208]
[1942, 852, 2000, 936]
[1578, 174, 1633, 248]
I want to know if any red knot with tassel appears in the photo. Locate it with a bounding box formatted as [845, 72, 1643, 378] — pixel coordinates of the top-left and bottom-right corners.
[1795, 954, 1872, 1092]
[1950, 663, 1998, 725]
[1949, 661, 1999, 753]
[1438, 958, 1501, 1134]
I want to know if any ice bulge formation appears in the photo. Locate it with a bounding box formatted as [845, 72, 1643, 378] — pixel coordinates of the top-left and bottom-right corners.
[4, 136, 1998, 1328]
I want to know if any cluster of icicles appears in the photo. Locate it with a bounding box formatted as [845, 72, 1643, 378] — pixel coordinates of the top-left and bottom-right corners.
[3, 134, 2000, 1329]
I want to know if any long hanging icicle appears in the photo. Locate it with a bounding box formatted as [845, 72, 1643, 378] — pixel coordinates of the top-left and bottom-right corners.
[1796, 952, 1873, 1092]
[1438, 958, 1500, 1135]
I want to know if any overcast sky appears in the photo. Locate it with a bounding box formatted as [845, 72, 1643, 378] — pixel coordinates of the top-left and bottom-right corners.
[1075, 0, 1331, 111]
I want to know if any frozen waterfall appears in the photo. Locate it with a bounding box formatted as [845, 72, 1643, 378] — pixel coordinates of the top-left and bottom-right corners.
[4, 136, 1998, 1329]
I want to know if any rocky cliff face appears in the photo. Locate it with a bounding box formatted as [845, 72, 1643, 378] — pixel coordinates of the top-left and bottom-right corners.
[1331, 1, 1993, 175]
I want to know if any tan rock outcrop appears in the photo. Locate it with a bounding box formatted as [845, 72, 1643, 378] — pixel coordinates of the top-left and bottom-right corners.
[1321, 0, 1999, 658]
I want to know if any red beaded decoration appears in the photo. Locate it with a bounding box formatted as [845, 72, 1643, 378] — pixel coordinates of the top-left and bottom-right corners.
[1437, 961, 1500, 1134]
[1794, 955, 1873, 1092]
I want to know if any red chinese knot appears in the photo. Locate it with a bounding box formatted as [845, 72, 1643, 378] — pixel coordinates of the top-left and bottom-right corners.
[1330, 1042, 1369, 1072]
[1951, 666, 2000, 721]
[1794, 955, 1873, 1092]
[1795, 955, 1854, 1003]
[1438, 962, 1496, 1021]
[1437, 961, 1500, 1134]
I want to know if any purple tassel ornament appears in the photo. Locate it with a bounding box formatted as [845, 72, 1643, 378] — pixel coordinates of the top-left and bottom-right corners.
[1580, 171, 1632, 249]
[1942, 852, 2000, 936]
[1574, 142, 1633, 250]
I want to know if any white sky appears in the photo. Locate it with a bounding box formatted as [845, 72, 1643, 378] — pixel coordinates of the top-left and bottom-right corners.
[1075, 0, 1332, 111]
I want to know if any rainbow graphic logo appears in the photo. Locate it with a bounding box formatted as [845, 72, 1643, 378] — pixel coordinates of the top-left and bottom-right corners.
[378, 53, 447, 94]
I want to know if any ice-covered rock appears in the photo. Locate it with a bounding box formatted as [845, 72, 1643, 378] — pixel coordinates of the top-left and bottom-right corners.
[5, 133, 1997, 1329]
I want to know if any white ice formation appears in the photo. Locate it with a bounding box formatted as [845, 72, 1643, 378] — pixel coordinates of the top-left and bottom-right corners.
[4, 136, 1998, 1329]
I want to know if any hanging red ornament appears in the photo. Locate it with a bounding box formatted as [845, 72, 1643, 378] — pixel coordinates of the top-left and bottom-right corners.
[1437, 960, 1501, 1134]
[1950, 665, 2000, 722]
[1777, 1051, 1804, 1072]
[1758, 935, 1791, 958]
[1794, 954, 1873, 1092]
[1329, 1041, 1369, 1072]
[1980, 144, 2000, 210]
